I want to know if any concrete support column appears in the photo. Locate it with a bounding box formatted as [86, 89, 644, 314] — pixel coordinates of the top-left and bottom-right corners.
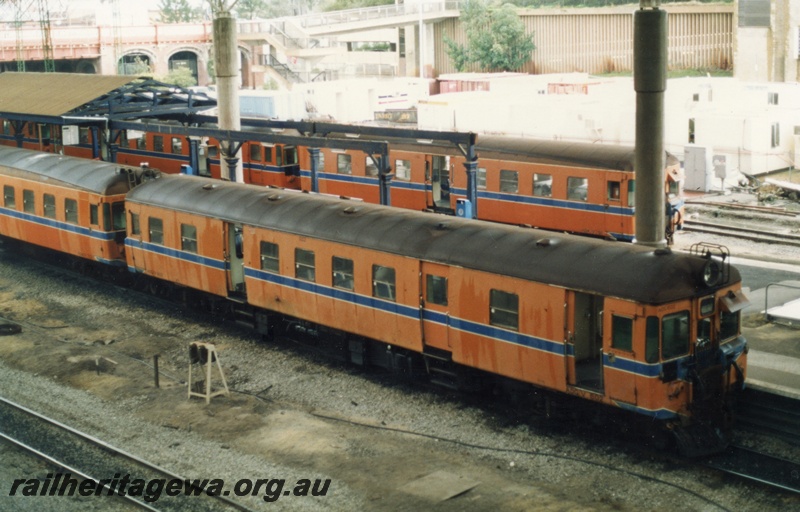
[308, 147, 320, 193]
[378, 155, 393, 206]
[213, 12, 243, 182]
[633, 5, 667, 248]
[463, 159, 478, 219]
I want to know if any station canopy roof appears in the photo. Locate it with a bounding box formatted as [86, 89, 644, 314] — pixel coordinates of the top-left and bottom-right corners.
[0, 72, 216, 125]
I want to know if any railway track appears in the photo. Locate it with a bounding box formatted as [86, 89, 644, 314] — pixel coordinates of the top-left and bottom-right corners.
[682, 219, 800, 247]
[0, 397, 253, 512]
[735, 388, 800, 446]
[703, 444, 800, 494]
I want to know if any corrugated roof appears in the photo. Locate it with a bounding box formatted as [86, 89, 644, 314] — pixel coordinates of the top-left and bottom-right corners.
[0, 72, 136, 117]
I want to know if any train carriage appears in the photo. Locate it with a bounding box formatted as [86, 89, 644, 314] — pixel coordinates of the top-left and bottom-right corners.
[0, 147, 130, 265]
[126, 174, 746, 453]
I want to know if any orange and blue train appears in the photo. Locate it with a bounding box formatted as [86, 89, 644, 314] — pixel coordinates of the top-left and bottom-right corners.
[0, 120, 685, 242]
[0, 146, 744, 456]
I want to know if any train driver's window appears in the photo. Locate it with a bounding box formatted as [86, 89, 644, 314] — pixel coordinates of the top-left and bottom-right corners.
[645, 317, 659, 363]
[490, 289, 518, 331]
[260, 242, 279, 272]
[148, 217, 164, 245]
[499, 170, 518, 193]
[295, 248, 316, 282]
[395, 160, 411, 181]
[3, 185, 15, 208]
[332, 256, 354, 290]
[425, 275, 448, 306]
[372, 265, 396, 302]
[662, 311, 689, 360]
[533, 174, 552, 197]
[567, 177, 588, 201]
[23, 190, 35, 214]
[365, 156, 379, 177]
[611, 315, 633, 352]
[607, 181, 621, 201]
[337, 154, 352, 175]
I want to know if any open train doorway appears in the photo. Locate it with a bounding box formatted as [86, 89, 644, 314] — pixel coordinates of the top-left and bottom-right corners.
[571, 292, 604, 392]
[426, 155, 451, 211]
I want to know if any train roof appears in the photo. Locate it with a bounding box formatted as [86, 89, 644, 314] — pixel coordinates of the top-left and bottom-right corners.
[128, 175, 738, 305]
[0, 146, 131, 195]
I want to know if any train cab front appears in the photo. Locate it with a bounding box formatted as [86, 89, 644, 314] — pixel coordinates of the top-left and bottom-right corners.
[672, 245, 750, 456]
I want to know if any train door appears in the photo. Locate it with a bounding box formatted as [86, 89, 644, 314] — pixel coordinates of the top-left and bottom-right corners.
[420, 262, 451, 351]
[602, 301, 638, 405]
[605, 175, 627, 238]
[568, 292, 604, 392]
[426, 155, 451, 210]
[225, 223, 246, 296]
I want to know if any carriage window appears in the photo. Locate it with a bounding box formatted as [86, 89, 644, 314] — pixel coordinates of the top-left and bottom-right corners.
[477, 168, 487, 190]
[567, 177, 588, 201]
[662, 310, 690, 359]
[499, 170, 518, 193]
[372, 265, 395, 301]
[533, 174, 552, 197]
[79, 127, 91, 145]
[645, 316, 659, 363]
[284, 146, 298, 165]
[395, 159, 411, 181]
[112, 202, 126, 230]
[64, 198, 78, 224]
[208, 145, 219, 158]
[425, 275, 448, 306]
[262, 145, 272, 163]
[490, 289, 518, 331]
[171, 137, 183, 155]
[153, 135, 164, 153]
[250, 144, 262, 162]
[260, 241, 279, 272]
[611, 315, 633, 351]
[3, 185, 14, 208]
[316, 150, 324, 170]
[43, 194, 56, 219]
[90, 205, 99, 226]
[23, 190, 34, 214]
[332, 256, 354, 290]
[295, 248, 316, 282]
[627, 180, 635, 207]
[720, 310, 740, 342]
[130, 212, 140, 235]
[137, 137, 147, 150]
[365, 156, 379, 177]
[337, 154, 352, 175]
[607, 181, 621, 201]
[181, 224, 197, 253]
[149, 217, 164, 245]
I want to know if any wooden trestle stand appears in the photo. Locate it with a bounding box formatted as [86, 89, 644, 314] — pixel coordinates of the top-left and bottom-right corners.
[187, 342, 230, 404]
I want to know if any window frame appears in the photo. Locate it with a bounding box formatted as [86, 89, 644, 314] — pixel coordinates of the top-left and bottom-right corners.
[567, 177, 589, 201]
[23, 189, 35, 214]
[499, 169, 519, 193]
[611, 315, 633, 352]
[148, 217, 164, 245]
[425, 274, 448, 306]
[662, 310, 690, 360]
[337, 153, 352, 175]
[64, 198, 78, 224]
[295, 248, 316, 282]
[372, 265, 396, 302]
[533, 173, 552, 197]
[259, 241, 279, 273]
[332, 256, 354, 291]
[43, 193, 56, 219]
[130, 212, 140, 235]
[180, 223, 198, 253]
[3, 185, 15, 209]
[490, 289, 519, 331]
[395, 159, 411, 181]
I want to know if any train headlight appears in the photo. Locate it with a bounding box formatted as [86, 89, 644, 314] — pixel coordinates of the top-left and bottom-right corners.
[702, 259, 722, 287]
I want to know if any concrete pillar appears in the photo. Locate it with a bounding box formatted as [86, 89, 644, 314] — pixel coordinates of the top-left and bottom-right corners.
[633, 4, 667, 248]
[213, 11, 243, 182]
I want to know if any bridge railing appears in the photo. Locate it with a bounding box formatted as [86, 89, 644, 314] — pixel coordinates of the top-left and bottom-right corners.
[294, 1, 463, 29]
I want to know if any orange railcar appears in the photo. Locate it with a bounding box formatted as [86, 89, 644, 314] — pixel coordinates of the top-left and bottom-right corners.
[0, 147, 130, 265]
[127, 175, 746, 454]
